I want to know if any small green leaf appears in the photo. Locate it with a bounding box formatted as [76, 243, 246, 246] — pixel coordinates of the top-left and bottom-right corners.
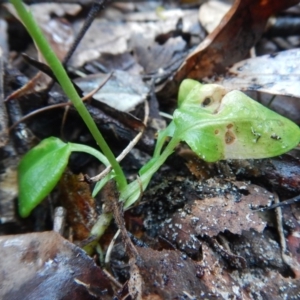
[18, 137, 71, 217]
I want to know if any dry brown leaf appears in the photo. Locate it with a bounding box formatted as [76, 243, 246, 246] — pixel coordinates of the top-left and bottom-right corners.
[171, 0, 300, 89]
[133, 247, 209, 299]
[200, 242, 300, 299]
[4, 3, 75, 97]
[0, 231, 113, 299]
[161, 181, 271, 256]
[71, 9, 200, 68]
[59, 171, 97, 241]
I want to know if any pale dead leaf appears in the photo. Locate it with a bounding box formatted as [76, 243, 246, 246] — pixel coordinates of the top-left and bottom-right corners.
[75, 70, 149, 112]
[216, 49, 300, 98]
[198, 0, 231, 33]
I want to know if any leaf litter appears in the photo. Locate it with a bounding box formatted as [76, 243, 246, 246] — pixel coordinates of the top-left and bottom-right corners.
[1, 0, 300, 299]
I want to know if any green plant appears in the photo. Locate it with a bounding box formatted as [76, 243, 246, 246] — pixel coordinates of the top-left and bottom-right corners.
[10, 0, 127, 192]
[122, 80, 300, 208]
[18, 137, 112, 217]
[12, 0, 300, 241]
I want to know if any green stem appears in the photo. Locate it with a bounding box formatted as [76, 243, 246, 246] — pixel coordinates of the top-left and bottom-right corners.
[69, 143, 110, 166]
[84, 213, 113, 255]
[87, 136, 179, 243]
[122, 136, 180, 208]
[10, 0, 127, 190]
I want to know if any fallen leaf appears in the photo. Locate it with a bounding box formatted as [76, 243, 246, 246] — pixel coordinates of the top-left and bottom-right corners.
[59, 170, 97, 241]
[198, 0, 231, 33]
[281, 205, 300, 278]
[0, 231, 113, 299]
[70, 8, 201, 68]
[200, 242, 300, 299]
[75, 70, 149, 112]
[165, 0, 300, 96]
[228, 154, 300, 197]
[4, 3, 75, 96]
[161, 181, 271, 255]
[216, 49, 300, 98]
[132, 247, 209, 299]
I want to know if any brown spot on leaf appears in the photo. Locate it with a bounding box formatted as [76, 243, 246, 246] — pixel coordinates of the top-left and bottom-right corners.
[225, 131, 235, 144]
[202, 97, 212, 107]
[227, 124, 234, 129]
[215, 129, 219, 134]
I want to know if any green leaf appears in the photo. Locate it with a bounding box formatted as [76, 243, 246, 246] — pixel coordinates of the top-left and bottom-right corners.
[173, 79, 300, 162]
[18, 137, 71, 217]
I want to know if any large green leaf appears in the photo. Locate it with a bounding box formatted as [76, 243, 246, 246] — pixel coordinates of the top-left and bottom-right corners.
[18, 137, 71, 217]
[173, 79, 300, 162]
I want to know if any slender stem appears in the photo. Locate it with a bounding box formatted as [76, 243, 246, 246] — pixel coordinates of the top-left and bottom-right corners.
[87, 136, 179, 242]
[123, 136, 180, 208]
[90, 213, 113, 239]
[84, 212, 113, 254]
[68, 143, 110, 166]
[10, 0, 127, 190]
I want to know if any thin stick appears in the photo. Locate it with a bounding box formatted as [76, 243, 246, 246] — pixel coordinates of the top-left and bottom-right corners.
[60, 73, 112, 137]
[274, 194, 287, 254]
[102, 269, 123, 289]
[104, 229, 120, 265]
[63, 0, 108, 65]
[89, 99, 149, 183]
[8, 74, 112, 132]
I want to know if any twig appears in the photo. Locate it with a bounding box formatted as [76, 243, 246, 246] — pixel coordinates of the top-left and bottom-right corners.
[89, 99, 149, 183]
[62, 0, 109, 65]
[274, 193, 300, 277]
[104, 229, 120, 265]
[8, 73, 112, 132]
[102, 268, 123, 289]
[60, 72, 112, 138]
[253, 194, 300, 211]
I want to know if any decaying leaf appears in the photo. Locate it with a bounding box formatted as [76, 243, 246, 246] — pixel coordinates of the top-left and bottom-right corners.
[75, 70, 149, 112]
[71, 8, 201, 68]
[0, 231, 113, 299]
[227, 154, 300, 197]
[5, 3, 77, 61]
[163, 0, 300, 98]
[200, 242, 300, 299]
[216, 49, 300, 98]
[4, 3, 76, 97]
[131, 247, 208, 299]
[280, 205, 300, 278]
[161, 181, 271, 255]
[59, 171, 97, 241]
